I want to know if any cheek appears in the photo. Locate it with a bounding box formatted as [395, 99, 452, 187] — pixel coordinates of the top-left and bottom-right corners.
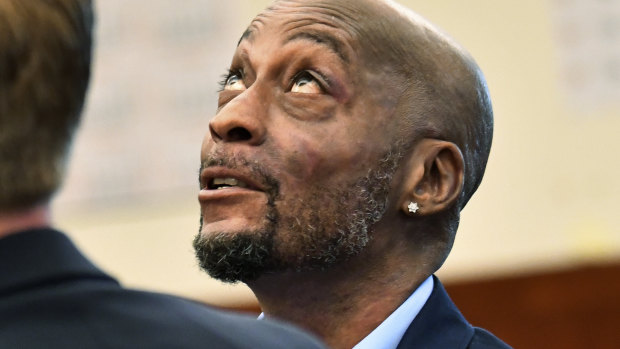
[273, 131, 369, 187]
[279, 136, 326, 180]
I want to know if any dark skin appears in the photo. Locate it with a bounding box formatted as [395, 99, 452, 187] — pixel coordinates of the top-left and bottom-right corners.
[199, 1, 489, 348]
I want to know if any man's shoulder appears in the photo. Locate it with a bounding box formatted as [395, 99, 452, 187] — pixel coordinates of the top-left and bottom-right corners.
[396, 276, 510, 349]
[0, 229, 325, 349]
[84, 288, 326, 349]
[468, 327, 512, 349]
[3, 280, 325, 348]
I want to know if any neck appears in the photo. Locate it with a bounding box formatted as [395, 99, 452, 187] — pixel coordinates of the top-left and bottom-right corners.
[0, 204, 52, 239]
[248, 236, 431, 349]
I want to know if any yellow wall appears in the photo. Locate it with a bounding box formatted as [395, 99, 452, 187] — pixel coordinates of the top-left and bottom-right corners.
[56, 0, 620, 305]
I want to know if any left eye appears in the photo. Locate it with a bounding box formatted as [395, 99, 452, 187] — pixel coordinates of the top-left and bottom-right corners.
[224, 73, 246, 91]
[290, 71, 323, 94]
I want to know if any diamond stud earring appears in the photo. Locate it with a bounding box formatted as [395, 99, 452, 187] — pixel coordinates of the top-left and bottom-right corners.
[407, 201, 419, 214]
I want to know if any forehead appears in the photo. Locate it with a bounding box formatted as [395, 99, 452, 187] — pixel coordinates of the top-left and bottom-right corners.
[240, 1, 363, 60]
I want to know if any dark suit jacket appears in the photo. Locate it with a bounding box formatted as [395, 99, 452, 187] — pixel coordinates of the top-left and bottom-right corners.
[397, 276, 511, 349]
[0, 228, 325, 349]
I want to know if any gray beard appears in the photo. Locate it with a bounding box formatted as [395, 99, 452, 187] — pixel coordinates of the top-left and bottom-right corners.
[193, 145, 403, 283]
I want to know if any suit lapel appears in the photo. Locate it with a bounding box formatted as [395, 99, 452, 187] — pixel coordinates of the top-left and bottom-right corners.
[397, 275, 474, 349]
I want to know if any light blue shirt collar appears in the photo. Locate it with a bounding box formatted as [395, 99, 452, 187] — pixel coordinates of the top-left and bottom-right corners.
[258, 276, 434, 349]
[353, 276, 434, 349]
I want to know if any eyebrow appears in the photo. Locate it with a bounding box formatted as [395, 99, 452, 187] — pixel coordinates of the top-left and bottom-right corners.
[238, 28, 253, 46]
[237, 16, 267, 47]
[283, 31, 349, 63]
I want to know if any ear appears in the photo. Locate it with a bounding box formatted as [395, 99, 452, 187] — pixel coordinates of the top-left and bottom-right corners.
[399, 139, 464, 216]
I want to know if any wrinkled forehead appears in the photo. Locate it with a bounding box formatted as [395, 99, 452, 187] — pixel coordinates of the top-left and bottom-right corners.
[240, 0, 436, 70]
[241, 0, 368, 56]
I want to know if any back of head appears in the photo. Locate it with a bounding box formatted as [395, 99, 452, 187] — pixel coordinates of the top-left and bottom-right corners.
[0, 0, 93, 211]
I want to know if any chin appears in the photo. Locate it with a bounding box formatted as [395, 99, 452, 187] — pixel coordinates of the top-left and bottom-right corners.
[193, 225, 279, 283]
[200, 217, 268, 237]
[194, 210, 281, 283]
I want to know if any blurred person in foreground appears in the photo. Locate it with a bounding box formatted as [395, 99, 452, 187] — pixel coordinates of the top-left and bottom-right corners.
[0, 1, 327, 348]
[194, 0, 511, 348]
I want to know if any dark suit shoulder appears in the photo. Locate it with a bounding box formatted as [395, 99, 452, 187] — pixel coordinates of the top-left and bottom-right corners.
[1, 270, 325, 349]
[468, 327, 512, 349]
[0, 229, 325, 349]
[396, 277, 510, 349]
[2, 284, 325, 348]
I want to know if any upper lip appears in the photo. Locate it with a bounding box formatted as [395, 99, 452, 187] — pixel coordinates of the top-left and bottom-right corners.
[200, 167, 265, 192]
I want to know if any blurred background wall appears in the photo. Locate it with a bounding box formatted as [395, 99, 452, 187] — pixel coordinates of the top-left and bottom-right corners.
[54, 0, 620, 346]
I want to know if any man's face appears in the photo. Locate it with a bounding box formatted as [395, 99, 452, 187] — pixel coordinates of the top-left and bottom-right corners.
[194, 3, 403, 282]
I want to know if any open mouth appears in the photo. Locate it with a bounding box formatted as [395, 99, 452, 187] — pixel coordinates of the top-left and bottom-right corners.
[199, 165, 270, 195]
[208, 177, 250, 190]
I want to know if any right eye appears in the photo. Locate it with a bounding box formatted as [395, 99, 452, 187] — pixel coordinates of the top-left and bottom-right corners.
[290, 71, 324, 94]
[224, 72, 246, 91]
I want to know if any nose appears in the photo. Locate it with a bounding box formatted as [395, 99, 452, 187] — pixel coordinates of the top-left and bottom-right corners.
[208, 92, 266, 146]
